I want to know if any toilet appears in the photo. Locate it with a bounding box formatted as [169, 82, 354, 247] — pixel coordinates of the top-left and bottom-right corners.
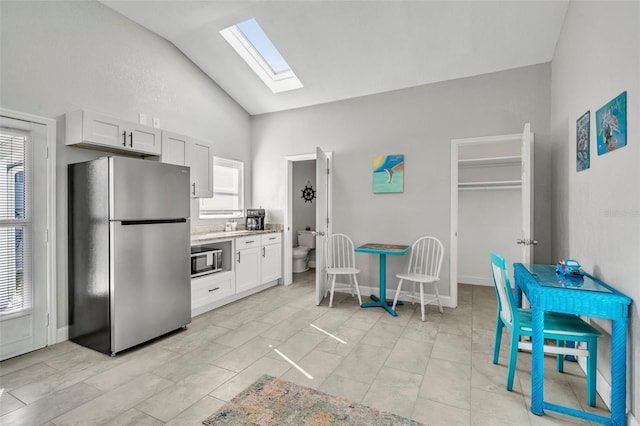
[292, 230, 316, 273]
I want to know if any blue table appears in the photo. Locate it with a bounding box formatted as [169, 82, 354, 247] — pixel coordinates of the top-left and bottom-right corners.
[513, 263, 632, 425]
[355, 243, 410, 316]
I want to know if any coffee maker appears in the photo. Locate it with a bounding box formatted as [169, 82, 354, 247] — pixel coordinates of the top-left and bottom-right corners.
[246, 209, 265, 231]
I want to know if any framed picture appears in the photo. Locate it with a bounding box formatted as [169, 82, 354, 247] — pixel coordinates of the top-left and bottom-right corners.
[576, 111, 590, 171]
[373, 154, 404, 193]
[596, 91, 627, 155]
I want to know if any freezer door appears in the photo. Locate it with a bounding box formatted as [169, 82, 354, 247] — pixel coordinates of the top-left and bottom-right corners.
[110, 157, 190, 220]
[110, 220, 190, 353]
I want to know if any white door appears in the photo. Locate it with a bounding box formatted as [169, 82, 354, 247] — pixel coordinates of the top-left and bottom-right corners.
[519, 123, 535, 263]
[315, 147, 332, 305]
[0, 117, 49, 360]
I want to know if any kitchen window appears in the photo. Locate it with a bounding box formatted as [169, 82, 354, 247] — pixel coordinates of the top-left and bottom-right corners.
[199, 157, 244, 219]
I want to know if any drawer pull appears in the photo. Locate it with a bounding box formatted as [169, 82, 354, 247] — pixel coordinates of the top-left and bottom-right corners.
[208, 287, 220, 292]
[245, 240, 255, 244]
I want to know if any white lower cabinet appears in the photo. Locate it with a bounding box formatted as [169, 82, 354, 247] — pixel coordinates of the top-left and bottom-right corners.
[260, 233, 282, 284]
[191, 232, 282, 317]
[191, 271, 235, 312]
[235, 237, 261, 294]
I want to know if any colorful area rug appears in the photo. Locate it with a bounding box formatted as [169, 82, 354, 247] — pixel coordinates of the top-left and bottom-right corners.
[203, 375, 424, 425]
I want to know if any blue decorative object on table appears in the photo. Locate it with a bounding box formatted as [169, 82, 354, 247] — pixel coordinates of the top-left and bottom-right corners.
[556, 259, 584, 278]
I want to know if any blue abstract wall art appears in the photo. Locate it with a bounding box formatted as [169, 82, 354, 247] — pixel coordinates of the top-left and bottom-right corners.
[596, 91, 627, 155]
[373, 154, 404, 193]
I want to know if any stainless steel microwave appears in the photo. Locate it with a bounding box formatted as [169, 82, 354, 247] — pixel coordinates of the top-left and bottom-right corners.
[190, 247, 222, 277]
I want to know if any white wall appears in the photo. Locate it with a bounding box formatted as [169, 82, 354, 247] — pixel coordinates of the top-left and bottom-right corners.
[550, 1, 640, 419]
[292, 160, 316, 242]
[252, 64, 551, 297]
[0, 0, 252, 329]
[458, 189, 521, 285]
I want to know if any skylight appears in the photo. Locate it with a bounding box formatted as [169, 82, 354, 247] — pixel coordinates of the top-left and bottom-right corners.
[220, 18, 303, 93]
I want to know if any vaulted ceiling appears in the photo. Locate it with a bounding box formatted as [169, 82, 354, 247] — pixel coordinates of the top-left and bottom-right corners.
[102, 1, 569, 115]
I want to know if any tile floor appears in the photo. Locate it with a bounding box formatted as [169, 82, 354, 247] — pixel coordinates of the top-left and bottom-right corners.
[0, 270, 610, 425]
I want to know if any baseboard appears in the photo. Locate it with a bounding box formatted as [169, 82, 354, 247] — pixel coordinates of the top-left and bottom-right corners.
[351, 285, 454, 308]
[458, 275, 493, 286]
[576, 347, 639, 425]
[56, 326, 68, 344]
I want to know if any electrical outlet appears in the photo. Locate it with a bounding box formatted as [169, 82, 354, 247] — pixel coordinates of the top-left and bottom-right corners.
[139, 113, 147, 125]
[152, 117, 160, 128]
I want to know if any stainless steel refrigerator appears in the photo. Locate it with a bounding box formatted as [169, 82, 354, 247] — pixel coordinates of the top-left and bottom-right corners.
[68, 156, 191, 355]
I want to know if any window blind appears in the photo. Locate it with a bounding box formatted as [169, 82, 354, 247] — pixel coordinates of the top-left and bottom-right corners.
[199, 157, 244, 218]
[0, 131, 32, 316]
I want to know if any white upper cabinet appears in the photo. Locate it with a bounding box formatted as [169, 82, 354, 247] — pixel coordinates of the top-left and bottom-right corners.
[160, 131, 213, 198]
[186, 138, 213, 198]
[66, 110, 161, 156]
[161, 131, 189, 166]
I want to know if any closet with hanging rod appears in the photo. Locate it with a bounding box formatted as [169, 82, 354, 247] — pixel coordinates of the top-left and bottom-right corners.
[454, 134, 529, 287]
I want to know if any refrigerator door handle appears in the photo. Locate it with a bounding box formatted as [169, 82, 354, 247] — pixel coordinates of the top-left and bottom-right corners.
[120, 218, 188, 226]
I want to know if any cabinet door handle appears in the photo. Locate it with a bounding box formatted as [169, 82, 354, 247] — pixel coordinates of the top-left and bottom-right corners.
[262, 247, 266, 257]
[208, 287, 220, 292]
[122, 131, 127, 147]
[192, 182, 196, 195]
[237, 252, 241, 263]
[129, 132, 133, 147]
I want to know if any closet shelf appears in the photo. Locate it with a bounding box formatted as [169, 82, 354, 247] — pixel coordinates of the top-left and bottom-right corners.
[458, 180, 522, 190]
[458, 155, 521, 167]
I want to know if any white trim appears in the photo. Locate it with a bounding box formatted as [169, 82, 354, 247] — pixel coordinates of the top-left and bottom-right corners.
[283, 153, 317, 286]
[347, 285, 453, 309]
[450, 142, 459, 307]
[220, 25, 303, 93]
[450, 132, 523, 308]
[56, 326, 68, 343]
[0, 108, 57, 348]
[457, 275, 493, 286]
[577, 356, 612, 411]
[576, 348, 637, 423]
[283, 152, 332, 288]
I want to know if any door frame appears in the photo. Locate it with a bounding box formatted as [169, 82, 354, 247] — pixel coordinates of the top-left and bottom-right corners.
[282, 152, 333, 286]
[450, 132, 522, 308]
[0, 108, 57, 347]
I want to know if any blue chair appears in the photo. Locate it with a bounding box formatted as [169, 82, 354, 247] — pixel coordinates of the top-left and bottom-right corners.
[490, 252, 601, 406]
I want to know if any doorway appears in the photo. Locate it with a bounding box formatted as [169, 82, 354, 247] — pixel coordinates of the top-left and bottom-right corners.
[0, 109, 56, 360]
[449, 124, 534, 308]
[292, 160, 317, 269]
[283, 149, 333, 305]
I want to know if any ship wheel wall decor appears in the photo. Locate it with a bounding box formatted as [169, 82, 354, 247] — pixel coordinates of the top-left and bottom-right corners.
[301, 181, 316, 203]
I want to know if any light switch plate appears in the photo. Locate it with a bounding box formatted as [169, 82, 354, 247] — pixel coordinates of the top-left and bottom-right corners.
[153, 117, 160, 128]
[139, 113, 147, 125]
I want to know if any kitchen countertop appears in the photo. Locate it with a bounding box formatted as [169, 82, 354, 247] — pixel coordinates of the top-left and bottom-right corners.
[191, 229, 281, 244]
